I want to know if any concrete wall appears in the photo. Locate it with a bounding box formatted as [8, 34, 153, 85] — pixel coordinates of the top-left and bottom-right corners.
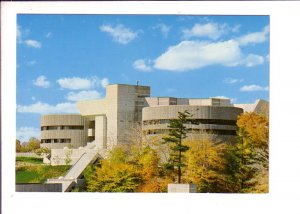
[143, 105, 243, 121]
[116, 84, 150, 145]
[16, 183, 62, 192]
[95, 115, 107, 148]
[234, 99, 269, 115]
[41, 114, 88, 149]
[16, 153, 41, 158]
[142, 105, 243, 140]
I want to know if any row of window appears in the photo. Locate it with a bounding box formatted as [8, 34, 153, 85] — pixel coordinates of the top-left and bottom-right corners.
[143, 119, 237, 126]
[144, 129, 237, 136]
[41, 125, 84, 131]
[41, 139, 71, 144]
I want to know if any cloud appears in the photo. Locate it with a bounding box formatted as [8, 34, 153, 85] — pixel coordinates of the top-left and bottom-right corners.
[154, 40, 242, 72]
[17, 25, 29, 43]
[100, 78, 109, 88]
[27, 60, 37, 65]
[237, 25, 269, 46]
[24, 39, 42, 48]
[67, 90, 101, 101]
[17, 25, 41, 48]
[17, 127, 40, 143]
[57, 77, 99, 90]
[182, 22, 239, 40]
[17, 102, 79, 114]
[133, 59, 152, 72]
[33, 75, 50, 88]
[46, 32, 52, 38]
[242, 54, 265, 67]
[100, 24, 138, 44]
[240, 84, 269, 92]
[153, 24, 171, 38]
[224, 78, 244, 84]
[17, 25, 22, 43]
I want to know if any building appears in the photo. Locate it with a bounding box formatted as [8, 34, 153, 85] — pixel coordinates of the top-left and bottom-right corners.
[40, 84, 268, 150]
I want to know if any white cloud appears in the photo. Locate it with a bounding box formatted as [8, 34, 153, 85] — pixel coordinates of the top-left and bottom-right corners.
[31, 96, 36, 101]
[154, 40, 242, 72]
[100, 78, 109, 88]
[46, 32, 52, 38]
[17, 25, 22, 43]
[17, 25, 30, 44]
[133, 59, 152, 72]
[237, 25, 269, 46]
[17, 127, 40, 143]
[242, 54, 265, 67]
[240, 84, 269, 92]
[67, 90, 101, 101]
[24, 39, 42, 48]
[224, 78, 244, 84]
[27, 60, 37, 65]
[33, 75, 50, 88]
[153, 24, 171, 38]
[225, 78, 242, 84]
[182, 22, 239, 40]
[57, 77, 99, 90]
[100, 24, 138, 44]
[17, 102, 79, 114]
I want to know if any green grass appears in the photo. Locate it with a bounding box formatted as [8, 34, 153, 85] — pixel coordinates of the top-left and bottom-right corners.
[16, 156, 43, 164]
[16, 165, 71, 184]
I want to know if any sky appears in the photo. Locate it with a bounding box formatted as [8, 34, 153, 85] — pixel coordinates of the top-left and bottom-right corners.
[16, 15, 269, 142]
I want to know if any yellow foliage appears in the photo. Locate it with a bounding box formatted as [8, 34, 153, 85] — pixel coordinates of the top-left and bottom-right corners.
[237, 112, 269, 148]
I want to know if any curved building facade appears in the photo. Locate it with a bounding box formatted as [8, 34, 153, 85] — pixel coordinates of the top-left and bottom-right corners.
[142, 105, 243, 141]
[40, 114, 88, 149]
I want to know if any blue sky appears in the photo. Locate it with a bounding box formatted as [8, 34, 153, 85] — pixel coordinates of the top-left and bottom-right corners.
[16, 15, 269, 142]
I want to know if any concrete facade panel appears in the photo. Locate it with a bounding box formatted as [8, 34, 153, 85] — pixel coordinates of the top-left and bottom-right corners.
[142, 106, 243, 121]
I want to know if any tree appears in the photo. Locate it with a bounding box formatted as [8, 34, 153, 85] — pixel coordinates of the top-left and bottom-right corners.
[184, 138, 230, 192]
[85, 146, 142, 192]
[26, 137, 40, 152]
[16, 139, 22, 153]
[162, 110, 192, 183]
[225, 112, 269, 193]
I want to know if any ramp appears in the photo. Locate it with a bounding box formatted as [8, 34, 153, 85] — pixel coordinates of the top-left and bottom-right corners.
[47, 150, 98, 192]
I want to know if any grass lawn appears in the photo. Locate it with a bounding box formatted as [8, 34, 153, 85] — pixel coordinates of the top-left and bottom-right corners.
[16, 165, 71, 184]
[16, 156, 43, 164]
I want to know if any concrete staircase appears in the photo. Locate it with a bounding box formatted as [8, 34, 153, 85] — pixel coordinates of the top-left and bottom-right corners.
[46, 150, 99, 192]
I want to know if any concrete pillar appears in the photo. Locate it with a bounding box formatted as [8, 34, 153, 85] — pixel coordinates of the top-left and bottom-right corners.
[168, 184, 197, 193]
[95, 115, 107, 149]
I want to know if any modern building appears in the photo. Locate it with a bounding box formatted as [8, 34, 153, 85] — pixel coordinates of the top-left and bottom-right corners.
[40, 84, 268, 150]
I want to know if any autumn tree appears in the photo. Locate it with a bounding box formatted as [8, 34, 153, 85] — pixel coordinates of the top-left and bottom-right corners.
[16, 139, 22, 153]
[184, 138, 230, 192]
[25, 137, 40, 152]
[162, 110, 192, 184]
[85, 146, 142, 192]
[226, 112, 269, 193]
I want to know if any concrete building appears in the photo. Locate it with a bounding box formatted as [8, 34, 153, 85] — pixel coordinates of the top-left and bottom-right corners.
[41, 84, 150, 149]
[40, 84, 268, 150]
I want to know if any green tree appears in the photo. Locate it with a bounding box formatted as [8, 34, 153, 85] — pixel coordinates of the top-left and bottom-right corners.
[162, 110, 192, 183]
[26, 137, 40, 152]
[226, 112, 269, 193]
